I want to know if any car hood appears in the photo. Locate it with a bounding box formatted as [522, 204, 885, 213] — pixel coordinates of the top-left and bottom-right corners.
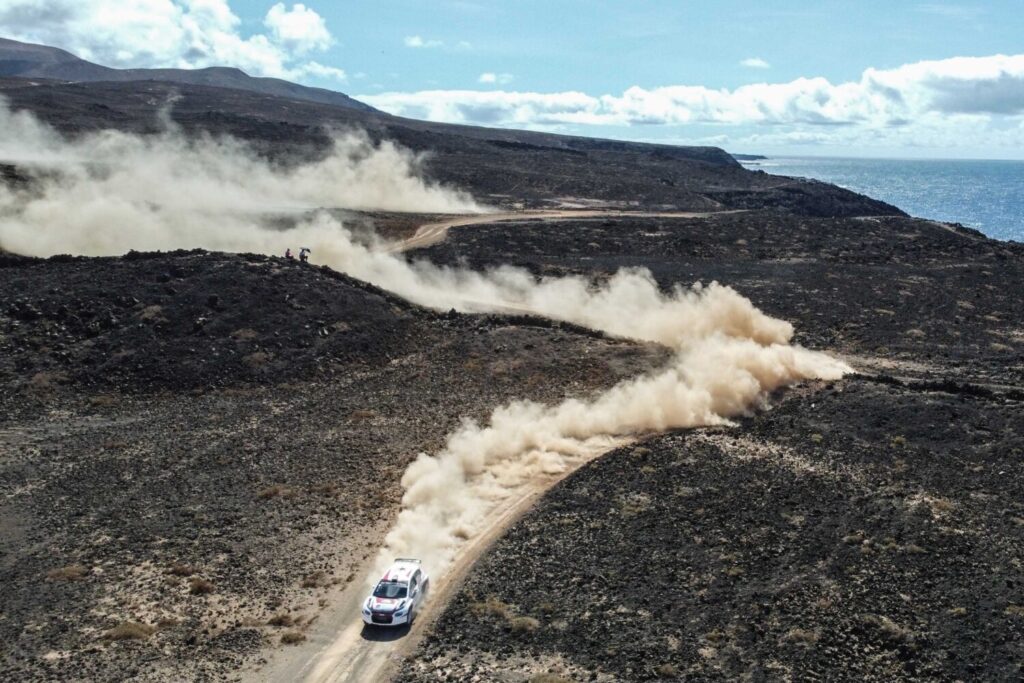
[368, 596, 406, 611]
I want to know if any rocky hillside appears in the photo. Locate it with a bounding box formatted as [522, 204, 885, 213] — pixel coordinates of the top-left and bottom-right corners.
[0, 74, 902, 216]
[400, 211, 1024, 682]
[0, 250, 666, 682]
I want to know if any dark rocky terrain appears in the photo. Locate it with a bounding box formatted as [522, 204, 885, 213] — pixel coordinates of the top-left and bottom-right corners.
[1, 42, 1020, 682]
[0, 251, 665, 681]
[400, 213, 1024, 681]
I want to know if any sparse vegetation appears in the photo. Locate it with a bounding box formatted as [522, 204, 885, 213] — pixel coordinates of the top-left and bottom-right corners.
[167, 563, 196, 577]
[655, 663, 679, 677]
[103, 621, 156, 641]
[188, 577, 215, 595]
[783, 628, 820, 645]
[509, 616, 540, 633]
[469, 596, 513, 620]
[257, 484, 295, 500]
[267, 613, 295, 627]
[45, 564, 88, 582]
[861, 614, 915, 643]
[301, 571, 328, 588]
[280, 631, 306, 645]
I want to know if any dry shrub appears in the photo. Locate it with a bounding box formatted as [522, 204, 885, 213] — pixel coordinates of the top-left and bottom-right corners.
[230, 328, 259, 341]
[469, 596, 512, 620]
[529, 676, 571, 683]
[280, 631, 306, 645]
[104, 621, 156, 641]
[301, 571, 328, 589]
[1005, 605, 1024, 617]
[89, 394, 119, 407]
[267, 613, 295, 627]
[167, 563, 196, 577]
[46, 564, 88, 582]
[509, 616, 540, 633]
[188, 577, 215, 595]
[349, 409, 377, 420]
[243, 351, 272, 369]
[137, 305, 166, 322]
[783, 628, 820, 645]
[656, 663, 679, 677]
[862, 614, 915, 643]
[258, 485, 295, 500]
[28, 371, 68, 392]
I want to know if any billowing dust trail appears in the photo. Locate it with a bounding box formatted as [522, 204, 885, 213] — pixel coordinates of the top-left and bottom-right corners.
[259, 442, 628, 683]
[260, 281, 849, 683]
[0, 105, 850, 683]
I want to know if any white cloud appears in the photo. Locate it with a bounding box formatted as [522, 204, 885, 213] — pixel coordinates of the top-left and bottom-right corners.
[740, 57, 770, 69]
[295, 61, 346, 82]
[403, 35, 471, 51]
[264, 2, 332, 53]
[404, 35, 443, 49]
[478, 72, 513, 85]
[0, 0, 344, 84]
[361, 53, 1024, 150]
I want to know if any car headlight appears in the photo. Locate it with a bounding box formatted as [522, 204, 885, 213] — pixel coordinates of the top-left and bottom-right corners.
[394, 600, 409, 615]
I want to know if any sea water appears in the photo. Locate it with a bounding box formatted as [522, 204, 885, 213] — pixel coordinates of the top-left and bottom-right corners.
[743, 157, 1024, 242]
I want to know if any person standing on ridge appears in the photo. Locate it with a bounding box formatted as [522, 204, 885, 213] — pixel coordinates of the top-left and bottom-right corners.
[299, 247, 311, 264]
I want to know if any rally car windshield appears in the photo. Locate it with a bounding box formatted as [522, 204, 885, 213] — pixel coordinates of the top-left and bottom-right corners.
[373, 581, 408, 599]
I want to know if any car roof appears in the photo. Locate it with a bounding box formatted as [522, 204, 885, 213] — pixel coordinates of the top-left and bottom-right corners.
[378, 559, 421, 583]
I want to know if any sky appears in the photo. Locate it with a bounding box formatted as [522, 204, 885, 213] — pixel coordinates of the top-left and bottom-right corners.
[2, 0, 1024, 158]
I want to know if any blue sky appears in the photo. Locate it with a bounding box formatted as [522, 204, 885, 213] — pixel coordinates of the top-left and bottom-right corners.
[4, 1, 1024, 157]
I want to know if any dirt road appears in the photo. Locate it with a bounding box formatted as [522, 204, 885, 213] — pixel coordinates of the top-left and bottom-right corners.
[391, 209, 735, 252]
[253, 439, 631, 683]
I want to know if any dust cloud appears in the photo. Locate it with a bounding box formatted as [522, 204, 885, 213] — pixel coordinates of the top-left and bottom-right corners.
[0, 102, 851, 589]
[373, 284, 851, 580]
[0, 100, 483, 256]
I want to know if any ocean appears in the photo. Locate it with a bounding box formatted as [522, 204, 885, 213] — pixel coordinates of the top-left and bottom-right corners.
[741, 156, 1024, 242]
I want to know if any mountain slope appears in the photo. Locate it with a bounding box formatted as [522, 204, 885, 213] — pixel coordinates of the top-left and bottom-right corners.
[0, 76, 902, 217]
[0, 36, 375, 112]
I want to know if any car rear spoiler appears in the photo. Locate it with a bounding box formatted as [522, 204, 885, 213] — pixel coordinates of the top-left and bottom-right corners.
[394, 558, 421, 564]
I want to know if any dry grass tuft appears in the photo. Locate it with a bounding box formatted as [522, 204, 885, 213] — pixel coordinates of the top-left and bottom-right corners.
[188, 577, 215, 595]
[862, 614, 915, 643]
[267, 613, 295, 627]
[509, 616, 540, 633]
[280, 631, 306, 645]
[167, 563, 196, 577]
[242, 351, 273, 369]
[529, 676, 571, 683]
[469, 596, 513, 620]
[301, 571, 328, 589]
[783, 628, 820, 645]
[103, 621, 156, 641]
[655, 663, 679, 677]
[46, 564, 88, 582]
[258, 485, 295, 500]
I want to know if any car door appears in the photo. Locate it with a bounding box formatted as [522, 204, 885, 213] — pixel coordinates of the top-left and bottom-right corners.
[409, 571, 421, 609]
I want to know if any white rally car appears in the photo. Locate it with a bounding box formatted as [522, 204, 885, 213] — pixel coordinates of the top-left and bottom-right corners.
[361, 558, 429, 627]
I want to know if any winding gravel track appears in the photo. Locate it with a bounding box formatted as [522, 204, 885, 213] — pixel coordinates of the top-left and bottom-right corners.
[391, 209, 737, 252]
[255, 441, 630, 683]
